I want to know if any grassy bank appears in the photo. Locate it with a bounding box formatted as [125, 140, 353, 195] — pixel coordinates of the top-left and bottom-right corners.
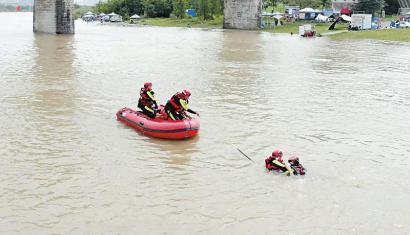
[134, 17, 348, 35]
[134, 16, 223, 28]
[129, 17, 409, 42]
[330, 28, 410, 42]
[262, 22, 348, 34]
[382, 15, 400, 22]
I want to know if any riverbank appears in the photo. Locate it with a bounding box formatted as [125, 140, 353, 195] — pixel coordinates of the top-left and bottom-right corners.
[134, 16, 223, 28]
[132, 18, 347, 35]
[132, 17, 347, 33]
[330, 28, 410, 41]
[262, 22, 348, 34]
[129, 17, 409, 42]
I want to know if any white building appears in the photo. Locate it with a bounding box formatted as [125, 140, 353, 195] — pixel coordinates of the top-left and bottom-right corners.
[398, 0, 410, 8]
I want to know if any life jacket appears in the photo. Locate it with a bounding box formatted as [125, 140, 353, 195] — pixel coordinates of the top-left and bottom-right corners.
[169, 93, 186, 112]
[139, 88, 154, 107]
[290, 163, 306, 175]
[265, 156, 286, 171]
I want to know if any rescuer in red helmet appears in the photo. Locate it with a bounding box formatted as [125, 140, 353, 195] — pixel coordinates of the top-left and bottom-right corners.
[138, 82, 158, 118]
[265, 150, 294, 176]
[164, 89, 199, 120]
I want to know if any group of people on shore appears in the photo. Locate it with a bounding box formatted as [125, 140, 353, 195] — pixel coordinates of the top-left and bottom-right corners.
[138, 82, 199, 120]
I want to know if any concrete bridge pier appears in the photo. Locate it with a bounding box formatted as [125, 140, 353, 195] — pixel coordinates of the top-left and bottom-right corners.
[33, 0, 74, 34]
[223, 0, 262, 30]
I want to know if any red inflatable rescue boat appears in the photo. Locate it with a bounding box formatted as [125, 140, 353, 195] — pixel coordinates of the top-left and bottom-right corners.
[116, 107, 200, 139]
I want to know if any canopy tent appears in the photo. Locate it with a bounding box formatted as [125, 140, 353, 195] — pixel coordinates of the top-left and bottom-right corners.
[186, 9, 197, 17]
[84, 11, 94, 15]
[130, 14, 141, 19]
[108, 12, 118, 16]
[262, 12, 274, 16]
[340, 14, 352, 22]
[300, 8, 315, 13]
[274, 14, 283, 19]
[99, 13, 106, 16]
[262, 12, 283, 17]
[315, 14, 328, 22]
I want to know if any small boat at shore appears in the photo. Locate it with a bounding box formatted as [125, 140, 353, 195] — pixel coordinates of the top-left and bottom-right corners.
[116, 107, 200, 140]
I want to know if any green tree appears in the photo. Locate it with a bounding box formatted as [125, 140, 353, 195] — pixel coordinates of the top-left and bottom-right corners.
[282, 0, 322, 9]
[144, 0, 173, 17]
[173, 0, 187, 18]
[320, 0, 330, 8]
[95, 1, 113, 14]
[384, 0, 399, 15]
[209, 0, 223, 16]
[355, 0, 385, 15]
[198, 0, 211, 19]
[95, 0, 144, 16]
[188, 0, 200, 11]
[264, 0, 276, 9]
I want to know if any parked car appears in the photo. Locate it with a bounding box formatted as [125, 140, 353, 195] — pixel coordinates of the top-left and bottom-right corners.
[400, 21, 410, 28]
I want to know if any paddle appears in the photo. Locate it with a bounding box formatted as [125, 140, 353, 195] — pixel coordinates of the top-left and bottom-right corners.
[236, 148, 255, 163]
[236, 146, 293, 176]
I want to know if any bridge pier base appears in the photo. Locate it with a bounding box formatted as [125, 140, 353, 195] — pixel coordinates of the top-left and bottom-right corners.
[33, 0, 74, 34]
[223, 0, 262, 30]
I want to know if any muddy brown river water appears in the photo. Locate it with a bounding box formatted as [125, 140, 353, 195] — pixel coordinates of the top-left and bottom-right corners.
[1, 12, 410, 234]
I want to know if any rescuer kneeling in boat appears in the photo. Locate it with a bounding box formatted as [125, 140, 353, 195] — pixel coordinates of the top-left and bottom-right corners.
[138, 82, 158, 118]
[164, 90, 199, 120]
[265, 150, 294, 176]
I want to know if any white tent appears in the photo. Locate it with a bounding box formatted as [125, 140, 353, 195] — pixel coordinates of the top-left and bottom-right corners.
[300, 8, 315, 13]
[84, 11, 94, 15]
[274, 14, 283, 19]
[130, 14, 141, 19]
[315, 14, 328, 22]
[99, 13, 106, 16]
[108, 12, 118, 16]
[274, 15, 283, 25]
[341, 14, 352, 22]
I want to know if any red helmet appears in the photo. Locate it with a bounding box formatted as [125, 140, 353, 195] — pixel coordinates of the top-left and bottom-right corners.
[182, 89, 191, 99]
[144, 82, 152, 90]
[272, 150, 283, 158]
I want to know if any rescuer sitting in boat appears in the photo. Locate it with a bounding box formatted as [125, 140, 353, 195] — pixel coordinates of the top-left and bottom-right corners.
[164, 90, 199, 120]
[288, 156, 306, 175]
[138, 82, 158, 118]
